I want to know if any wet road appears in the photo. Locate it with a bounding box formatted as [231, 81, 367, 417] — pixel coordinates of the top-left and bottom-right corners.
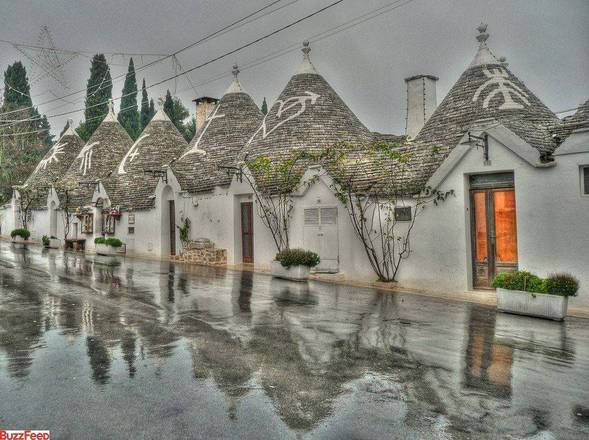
[0, 243, 588, 439]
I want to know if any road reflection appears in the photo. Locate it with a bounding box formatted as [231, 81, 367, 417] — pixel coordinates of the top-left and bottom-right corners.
[0, 243, 587, 438]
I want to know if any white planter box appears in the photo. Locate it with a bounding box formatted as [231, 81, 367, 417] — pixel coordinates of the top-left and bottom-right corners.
[271, 261, 310, 281]
[48, 238, 61, 249]
[96, 243, 126, 256]
[12, 235, 28, 248]
[496, 288, 568, 321]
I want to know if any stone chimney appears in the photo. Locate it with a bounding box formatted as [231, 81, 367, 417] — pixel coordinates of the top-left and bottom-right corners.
[193, 96, 219, 133]
[404, 74, 438, 138]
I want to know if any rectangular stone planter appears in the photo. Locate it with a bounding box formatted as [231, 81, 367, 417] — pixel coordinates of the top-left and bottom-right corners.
[11, 236, 27, 249]
[496, 288, 568, 321]
[48, 238, 61, 249]
[271, 261, 310, 282]
[96, 243, 126, 256]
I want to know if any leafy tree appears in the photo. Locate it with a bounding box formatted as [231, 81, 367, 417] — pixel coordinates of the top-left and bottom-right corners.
[244, 150, 316, 252]
[319, 141, 454, 282]
[78, 54, 112, 141]
[140, 79, 151, 130]
[261, 97, 268, 115]
[183, 117, 196, 142]
[118, 58, 140, 139]
[0, 62, 52, 204]
[161, 90, 192, 141]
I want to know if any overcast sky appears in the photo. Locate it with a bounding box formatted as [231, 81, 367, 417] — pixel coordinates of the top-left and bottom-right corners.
[1, 0, 588, 137]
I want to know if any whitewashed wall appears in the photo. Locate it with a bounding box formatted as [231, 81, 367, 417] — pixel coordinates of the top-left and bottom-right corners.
[396, 130, 589, 308]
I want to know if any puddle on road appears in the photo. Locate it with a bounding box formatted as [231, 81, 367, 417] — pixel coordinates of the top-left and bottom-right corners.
[0, 243, 588, 439]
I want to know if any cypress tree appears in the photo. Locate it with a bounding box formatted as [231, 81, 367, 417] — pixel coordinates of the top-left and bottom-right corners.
[149, 99, 155, 120]
[163, 90, 174, 122]
[118, 58, 140, 139]
[0, 62, 52, 203]
[2, 62, 32, 110]
[140, 79, 151, 130]
[80, 54, 112, 141]
[261, 97, 268, 115]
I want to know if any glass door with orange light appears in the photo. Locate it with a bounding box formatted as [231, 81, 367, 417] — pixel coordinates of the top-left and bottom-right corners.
[470, 173, 518, 289]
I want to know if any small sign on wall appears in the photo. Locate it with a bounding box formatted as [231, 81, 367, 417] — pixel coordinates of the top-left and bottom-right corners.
[128, 214, 135, 225]
[394, 206, 412, 221]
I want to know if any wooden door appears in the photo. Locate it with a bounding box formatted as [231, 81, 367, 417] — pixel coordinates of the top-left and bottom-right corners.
[169, 200, 176, 256]
[241, 202, 254, 263]
[471, 187, 518, 288]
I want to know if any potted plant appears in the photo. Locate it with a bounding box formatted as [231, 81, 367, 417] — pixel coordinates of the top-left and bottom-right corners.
[493, 271, 579, 320]
[95, 237, 126, 256]
[42, 235, 61, 249]
[11, 228, 30, 243]
[271, 248, 320, 281]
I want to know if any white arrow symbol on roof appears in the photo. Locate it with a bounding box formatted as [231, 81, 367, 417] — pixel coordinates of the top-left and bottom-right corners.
[246, 91, 321, 145]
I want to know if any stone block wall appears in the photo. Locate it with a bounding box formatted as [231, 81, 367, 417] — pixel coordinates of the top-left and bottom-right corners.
[170, 238, 227, 266]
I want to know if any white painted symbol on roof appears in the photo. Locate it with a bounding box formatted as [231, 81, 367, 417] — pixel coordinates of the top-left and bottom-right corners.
[76, 142, 99, 176]
[34, 142, 67, 173]
[180, 105, 225, 158]
[261, 91, 320, 140]
[118, 134, 150, 174]
[473, 67, 530, 110]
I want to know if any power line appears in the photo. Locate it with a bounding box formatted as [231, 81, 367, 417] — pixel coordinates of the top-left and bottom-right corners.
[2, 0, 343, 128]
[0, 0, 298, 119]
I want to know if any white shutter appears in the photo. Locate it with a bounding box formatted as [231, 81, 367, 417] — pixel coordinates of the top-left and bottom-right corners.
[304, 208, 319, 225]
[320, 207, 337, 225]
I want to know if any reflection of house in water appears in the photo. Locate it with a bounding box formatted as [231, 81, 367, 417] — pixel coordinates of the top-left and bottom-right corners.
[0, 269, 44, 378]
[463, 306, 513, 398]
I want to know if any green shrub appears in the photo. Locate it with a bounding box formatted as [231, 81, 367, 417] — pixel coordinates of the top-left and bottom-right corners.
[94, 237, 106, 244]
[105, 238, 123, 248]
[10, 228, 30, 240]
[545, 273, 579, 297]
[42, 235, 50, 246]
[275, 248, 320, 268]
[492, 271, 546, 293]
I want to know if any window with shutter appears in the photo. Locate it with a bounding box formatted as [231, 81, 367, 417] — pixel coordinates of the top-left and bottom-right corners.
[304, 208, 319, 225]
[320, 207, 337, 225]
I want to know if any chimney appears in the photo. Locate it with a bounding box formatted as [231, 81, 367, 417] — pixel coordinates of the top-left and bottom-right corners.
[193, 96, 219, 133]
[404, 75, 438, 138]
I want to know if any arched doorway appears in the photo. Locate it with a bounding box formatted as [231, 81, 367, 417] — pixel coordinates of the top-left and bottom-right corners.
[49, 201, 57, 237]
[160, 186, 176, 256]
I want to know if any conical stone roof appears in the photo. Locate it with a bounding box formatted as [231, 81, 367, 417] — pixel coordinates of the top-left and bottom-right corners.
[57, 102, 133, 208]
[173, 65, 263, 194]
[24, 120, 85, 209]
[397, 24, 562, 189]
[239, 42, 373, 192]
[104, 108, 188, 210]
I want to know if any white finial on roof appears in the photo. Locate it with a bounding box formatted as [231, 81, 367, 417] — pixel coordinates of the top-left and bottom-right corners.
[224, 63, 245, 94]
[152, 107, 170, 121]
[62, 118, 77, 137]
[296, 40, 318, 74]
[103, 98, 117, 122]
[469, 23, 498, 68]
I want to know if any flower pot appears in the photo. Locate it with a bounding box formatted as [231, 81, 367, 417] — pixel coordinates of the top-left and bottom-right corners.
[96, 243, 126, 256]
[48, 238, 61, 249]
[271, 261, 310, 282]
[496, 288, 568, 321]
